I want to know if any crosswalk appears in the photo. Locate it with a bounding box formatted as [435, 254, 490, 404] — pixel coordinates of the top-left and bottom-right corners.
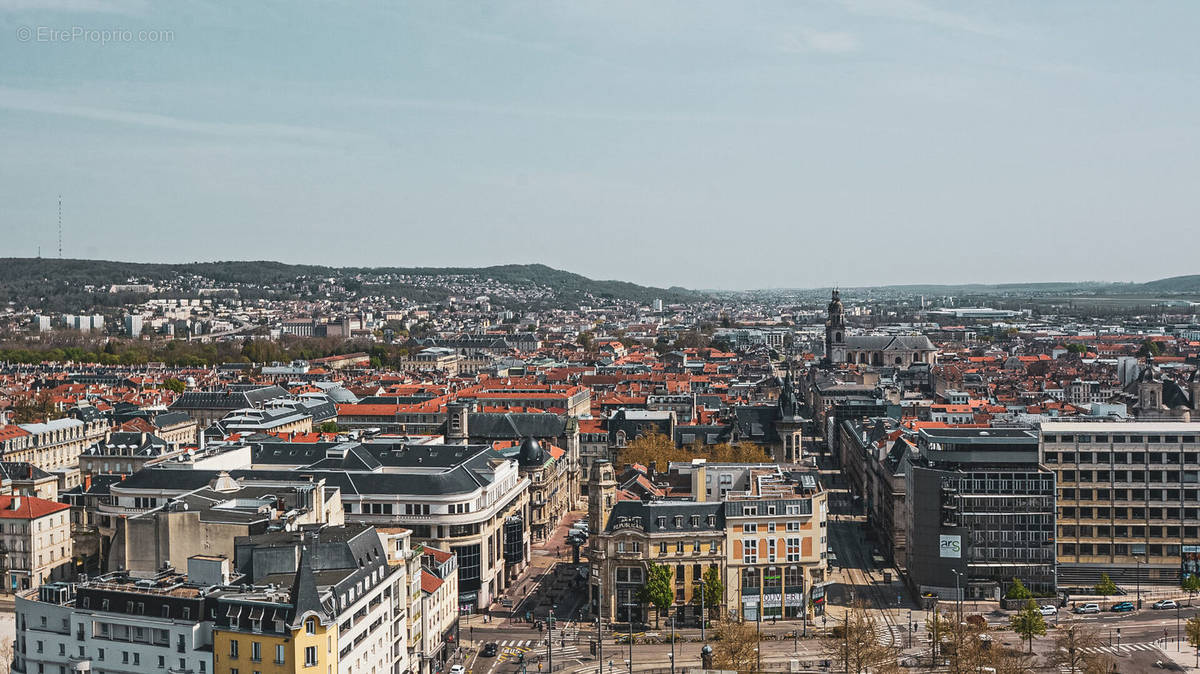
[1080, 642, 1162, 654]
[872, 622, 905, 647]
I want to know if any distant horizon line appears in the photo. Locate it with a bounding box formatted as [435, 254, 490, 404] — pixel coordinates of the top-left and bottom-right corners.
[1, 256, 1183, 295]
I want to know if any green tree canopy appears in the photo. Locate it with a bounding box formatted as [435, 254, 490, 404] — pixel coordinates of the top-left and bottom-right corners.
[1093, 573, 1118, 598]
[637, 562, 674, 628]
[1009, 599, 1047, 653]
[1006, 578, 1033, 600]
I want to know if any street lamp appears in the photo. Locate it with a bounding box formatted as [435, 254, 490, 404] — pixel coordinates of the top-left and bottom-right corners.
[951, 569, 964, 624]
[621, 601, 637, 674]
[1135, 557, 1145, 609]
[669, 616, 676, 674]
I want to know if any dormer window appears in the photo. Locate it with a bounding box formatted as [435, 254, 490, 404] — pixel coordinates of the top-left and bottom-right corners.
[690, 515, 700, 527]
[673, 516, 683, 528]
[656, 517, 666, 528]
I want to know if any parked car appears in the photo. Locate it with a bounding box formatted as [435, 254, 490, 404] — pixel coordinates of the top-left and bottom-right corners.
[1074, 603, 1100, 614]
[481, 643, 499, 657]
[450, 666, 467, 674]
[1039, 605, 1058, 616]
[1110, 602, 1135, 613]
[1153, 600, 1179, 610]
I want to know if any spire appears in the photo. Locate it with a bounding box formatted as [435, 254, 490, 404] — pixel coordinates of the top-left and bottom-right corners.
[289, 535, 327, 628]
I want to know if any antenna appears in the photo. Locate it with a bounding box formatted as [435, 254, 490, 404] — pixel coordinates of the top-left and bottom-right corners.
[57, 195, 63, 259]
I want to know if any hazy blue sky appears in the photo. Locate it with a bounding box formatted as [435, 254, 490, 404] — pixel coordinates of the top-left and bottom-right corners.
[2, 1, 1198, 290]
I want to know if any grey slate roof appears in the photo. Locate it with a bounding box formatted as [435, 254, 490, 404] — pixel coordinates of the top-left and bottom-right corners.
[604, 500, 725, 533]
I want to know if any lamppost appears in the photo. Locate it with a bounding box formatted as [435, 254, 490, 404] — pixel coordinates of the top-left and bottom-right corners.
[547, 604, 555, 673]
[596, 617, 604, 674]
[669, 616, 675, 674]
[1135, 557, 1144, 609]
[621, 601, 636, 674]
[951, 569, 964, 624]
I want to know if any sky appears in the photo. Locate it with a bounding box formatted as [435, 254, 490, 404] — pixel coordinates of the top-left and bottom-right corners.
[2, 1, 1199, 290]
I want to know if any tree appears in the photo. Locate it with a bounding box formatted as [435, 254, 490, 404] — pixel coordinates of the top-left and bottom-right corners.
[576, 331, 595, 352]
[11, 391, 62, 424]
[1183, 574, 1200, 606]
[617, 431, 771, 471]
[1049, 619, 1113, 674]
[162, 378, 186, 394]
[822, 602, 899, 674]
[927, 609, 988, 673]
[317, 421, 343, 434]
[1138, 339, 1162, 358]
[1093, 573, 1118, 607]
[696, 566, 723, 621]
[1188, 615, 1200, 669]
[1005, 578, 1032, 600]
[710, 618, 758, 672]
[1009, 600, 1047, 653]
[637, 562, 673, 628]
[1065, 343, 1088, 355]
[985, 646, 1037, 674]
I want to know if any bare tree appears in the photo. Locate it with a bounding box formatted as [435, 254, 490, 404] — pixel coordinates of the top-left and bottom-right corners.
[1049, 618, 1115, 674]
[710, 619, 758, 672]
[821, 602, 900, 673]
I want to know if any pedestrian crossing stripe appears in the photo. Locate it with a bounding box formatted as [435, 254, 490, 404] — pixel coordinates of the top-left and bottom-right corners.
[1080, 642, 1161, 654]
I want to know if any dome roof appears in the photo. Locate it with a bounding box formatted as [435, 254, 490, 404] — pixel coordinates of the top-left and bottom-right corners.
[517, 437, 545, 467]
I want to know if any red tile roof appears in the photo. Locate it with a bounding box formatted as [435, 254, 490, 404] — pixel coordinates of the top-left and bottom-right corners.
[0, 495, 70, 519]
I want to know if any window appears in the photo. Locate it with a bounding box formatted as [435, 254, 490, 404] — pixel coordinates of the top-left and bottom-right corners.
[251, 642, 261, 662]
[743, 539, 758, 563]
[787, 537, 802, 562]
[743, 523, 757, 533]
[304, 645, 318, 667]
[275, 645, 285, 665]
[230, 640, 239, 659]
[305, 618, 317, 635]
[676, 541, 684, 554]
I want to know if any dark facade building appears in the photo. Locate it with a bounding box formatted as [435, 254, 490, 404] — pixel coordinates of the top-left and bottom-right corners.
[902, 427, 1056, 599]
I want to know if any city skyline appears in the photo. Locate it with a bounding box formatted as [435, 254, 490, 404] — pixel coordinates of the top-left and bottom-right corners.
[4, 1, 1199, 288]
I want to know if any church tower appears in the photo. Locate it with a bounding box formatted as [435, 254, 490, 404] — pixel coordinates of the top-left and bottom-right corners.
[824, 289, 846, 365]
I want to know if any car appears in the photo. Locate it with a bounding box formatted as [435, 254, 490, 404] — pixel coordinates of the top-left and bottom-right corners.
[1039, 605, 1058, 616]
[1153, 600, 1179, 610]
[450, 666, 467, 674]
[481, 643, 499, 657]
[1074, 603, 1100, 614]
[1110, 602, 1135, 613]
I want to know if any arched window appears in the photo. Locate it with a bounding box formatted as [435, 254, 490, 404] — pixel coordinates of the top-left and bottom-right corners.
[895, 356, 903, 365]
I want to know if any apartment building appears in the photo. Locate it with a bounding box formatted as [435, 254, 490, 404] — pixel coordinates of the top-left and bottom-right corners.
[1042, 421, 1200, 588]
[107, 441, 530, 612]
[587, 459, 828, 625]
[0, 495, 73, 595]
[8, 416, 109, 473]
[14, 567, 216, 674]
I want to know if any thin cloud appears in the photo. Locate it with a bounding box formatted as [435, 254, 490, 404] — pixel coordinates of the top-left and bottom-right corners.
[0, 0, 147, 13]
[781, 29, 861, 54]
[838, 0, 1023, 40]
[0, 87, 369, 144]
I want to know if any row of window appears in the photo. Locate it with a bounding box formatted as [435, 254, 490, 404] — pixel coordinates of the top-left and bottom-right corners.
[1048, 451, 1200, 465]
[1059, 525, 1196, 539]
[1057, 469, 1200, 484]
[1048, 434, 1199, 444]
[743, 538, 807, 564]
[1060, 542, 1183, 557]
[742, 521, 805, 533]
[227, 639, 288, 665]
[1060, 506, 1199, 520]
[1059, 487, 1195, 502]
